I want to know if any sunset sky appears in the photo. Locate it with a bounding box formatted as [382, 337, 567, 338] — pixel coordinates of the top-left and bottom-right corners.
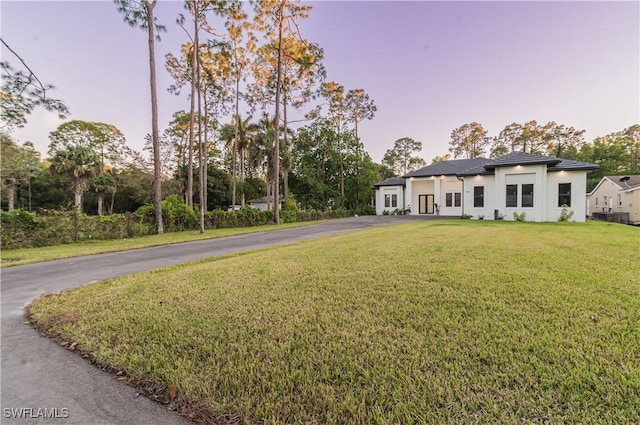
[2, 1, 638, 163]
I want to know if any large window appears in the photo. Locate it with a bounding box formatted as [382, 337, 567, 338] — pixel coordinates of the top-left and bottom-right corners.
[384, 194, 398, 208]
[522, 184, 534, 208]
[558, 183, 571, 207]
[474, 186, 484, 208]
[446, 192, 461, 207]
[506, 184, 518, 207]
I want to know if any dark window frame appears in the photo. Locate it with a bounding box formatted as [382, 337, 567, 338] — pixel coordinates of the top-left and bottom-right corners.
[391, 194, 398, 208]
[445, 193, 453, 207]
[506, 184, 518, 208]
[454, 192, 461, 207]
[558, 183, 571, 207]
[522, 184, 534, 208]
[384, 194, 390, 208]
[474, 186, 484, 208]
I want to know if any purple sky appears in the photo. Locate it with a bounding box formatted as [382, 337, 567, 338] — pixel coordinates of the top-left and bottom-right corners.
[2, 1, 638, 163]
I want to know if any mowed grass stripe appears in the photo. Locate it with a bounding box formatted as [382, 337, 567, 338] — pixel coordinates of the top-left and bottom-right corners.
[29, 220, 640, 424]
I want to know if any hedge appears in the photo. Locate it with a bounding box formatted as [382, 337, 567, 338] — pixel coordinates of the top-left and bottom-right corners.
[1, 204, 352, 250]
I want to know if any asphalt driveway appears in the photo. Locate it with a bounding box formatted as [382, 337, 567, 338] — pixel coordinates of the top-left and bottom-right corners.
[1, 215, 423, 424]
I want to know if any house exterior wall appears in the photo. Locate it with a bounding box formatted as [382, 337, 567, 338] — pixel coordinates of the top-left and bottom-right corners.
[630, 190, 640, 224]
[407, 178, 434, 215]
[462, 175, 496, 219]
[587, 177, 640, 224]
[461, 167, 588, 222]
[587, 178, 621, 215]
[439, 178, 464, 216]
[381, 161, 593, 221]
[546, 171, 588, 222]
[375, 186, 405, 215]
[493, 164, 547, 222]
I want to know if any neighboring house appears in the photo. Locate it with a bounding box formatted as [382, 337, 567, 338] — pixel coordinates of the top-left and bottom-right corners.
[373, 177, 406, 215]
[587, 175, 640, 225]
[247, 195, 281, 212]
[374, 152, 598, 222]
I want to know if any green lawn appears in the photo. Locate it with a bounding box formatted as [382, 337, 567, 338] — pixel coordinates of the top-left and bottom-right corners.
[0, 220, 324, 267]
[29, 220, 640, 424]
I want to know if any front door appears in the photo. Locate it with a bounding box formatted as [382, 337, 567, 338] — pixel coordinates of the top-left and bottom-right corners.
[419, 194, 434, 214]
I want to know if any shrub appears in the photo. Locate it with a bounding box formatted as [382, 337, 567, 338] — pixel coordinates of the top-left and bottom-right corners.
[1, 209, 43, 248]
[162, 195, 198, 231]
[558, 205, 575, 222]
[280, 197, 298, 224]
[460, 214, 472, 220]
[355, 205, 376, 216]
[513, 212, 526, 222]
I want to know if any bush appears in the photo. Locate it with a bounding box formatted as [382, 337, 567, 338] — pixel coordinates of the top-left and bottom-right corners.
[558, 205, 575, 222]
[1, 209, 44, 248]
[280, 197, 298, 224]
[162, 195, 198, 231]
[513, 212, 526, 222]
[1, 209, 155, 249]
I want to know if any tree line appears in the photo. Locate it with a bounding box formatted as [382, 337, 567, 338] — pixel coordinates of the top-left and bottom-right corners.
[1, 0, 383, 227]
[444, 121, 639, 189]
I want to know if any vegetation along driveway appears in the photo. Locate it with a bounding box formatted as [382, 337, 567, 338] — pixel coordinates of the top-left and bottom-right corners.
[0, 216, 420, 425]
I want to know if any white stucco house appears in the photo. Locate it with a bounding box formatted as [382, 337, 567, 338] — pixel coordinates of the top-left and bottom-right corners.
[373, 177, 406, 215]
[586, 175, 640, 225]
[374, 152, 598, 222]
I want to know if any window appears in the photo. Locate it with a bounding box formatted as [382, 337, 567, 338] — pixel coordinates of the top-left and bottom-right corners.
[506, 184, 518, 207]
[391, 194, 398, 208]
[384, 194, 390, 208]
[595, 197, 599, 206]
[558, 183, 571, 207]
[446, 193, 453, 207]
[522, 184, 534, 208]
[454, 192, 461, 207]
[474, 186, 484, 208]
[618, 194, 622, 207]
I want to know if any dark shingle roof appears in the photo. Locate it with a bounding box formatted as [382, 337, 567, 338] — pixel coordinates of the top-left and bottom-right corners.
[380, 152, 598, 181]
[547, 159, 599, 172]
[373, 177, 406, 187]
[457, 153, 597, 176]
[456, 163, 496, 176]
[484, 152, 561, 169]
[403, 158, 492, 178]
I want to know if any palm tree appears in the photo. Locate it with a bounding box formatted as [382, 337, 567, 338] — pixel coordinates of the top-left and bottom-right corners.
[50, 145, 100, 211]
[250, 113, 293, 208]
[221, 114, 258, 207]
[88, 172, 116, 216]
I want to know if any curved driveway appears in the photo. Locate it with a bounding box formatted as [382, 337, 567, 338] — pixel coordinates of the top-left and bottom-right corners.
[1, 215, 423, 424]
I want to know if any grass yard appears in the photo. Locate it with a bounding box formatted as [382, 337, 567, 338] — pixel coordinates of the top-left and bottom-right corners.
[29, 220, 640, 424]
[0, 220, 324, 267]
